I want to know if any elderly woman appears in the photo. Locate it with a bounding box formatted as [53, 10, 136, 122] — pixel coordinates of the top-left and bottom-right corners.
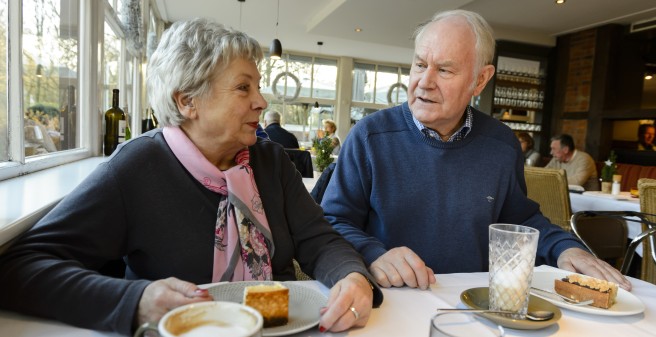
[0, 18, 381, 335]
[322, 119, 341, 155]
[517, 132, 541, 166]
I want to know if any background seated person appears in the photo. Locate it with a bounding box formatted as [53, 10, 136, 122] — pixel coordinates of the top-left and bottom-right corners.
[545, 133, 599, 191]
[322, 119, 341, 155]
[517, 132, 541, 166]
[264, 110, 299, 148]
[638, 123, 655, 151]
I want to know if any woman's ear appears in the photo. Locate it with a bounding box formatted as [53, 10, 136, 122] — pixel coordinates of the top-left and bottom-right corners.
[173, 92, 196, 119]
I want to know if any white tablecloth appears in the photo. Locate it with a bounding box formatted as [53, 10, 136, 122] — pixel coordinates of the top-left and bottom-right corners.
[1, 266, 654, 337]
[570, 191, 640, 213]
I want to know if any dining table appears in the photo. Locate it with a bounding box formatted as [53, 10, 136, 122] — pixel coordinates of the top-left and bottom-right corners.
[0, 265, 654, 337]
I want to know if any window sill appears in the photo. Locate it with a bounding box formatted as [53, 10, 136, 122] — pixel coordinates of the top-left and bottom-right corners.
[0, 157, 107, 248]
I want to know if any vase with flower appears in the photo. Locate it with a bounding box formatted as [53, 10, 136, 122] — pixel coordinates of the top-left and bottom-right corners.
[600, 151, 617, 193]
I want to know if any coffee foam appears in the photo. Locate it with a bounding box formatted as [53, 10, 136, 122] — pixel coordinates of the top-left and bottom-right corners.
[164, 305, 258, 337]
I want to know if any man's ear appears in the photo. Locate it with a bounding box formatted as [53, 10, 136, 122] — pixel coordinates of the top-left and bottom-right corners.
[473, 64, 495, 96]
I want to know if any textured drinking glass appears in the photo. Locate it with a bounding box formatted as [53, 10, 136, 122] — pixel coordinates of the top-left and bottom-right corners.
[488, 224, 539, 319]
[429, 312, 505, 337]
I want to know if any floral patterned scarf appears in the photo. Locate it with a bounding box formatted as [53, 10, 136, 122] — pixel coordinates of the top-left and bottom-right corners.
[163, 126, 274, 282]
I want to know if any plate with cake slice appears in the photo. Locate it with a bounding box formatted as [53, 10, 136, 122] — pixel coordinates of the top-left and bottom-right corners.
[531, 269, 645, 316]
[208, 281, 327, 336]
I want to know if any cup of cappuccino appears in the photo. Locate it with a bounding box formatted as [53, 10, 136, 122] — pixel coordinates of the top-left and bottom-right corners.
[134, 301, 263, 337]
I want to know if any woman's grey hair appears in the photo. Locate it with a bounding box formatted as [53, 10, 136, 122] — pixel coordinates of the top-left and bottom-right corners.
[147, 18, 263, 126]
[413, 9, 495, 78]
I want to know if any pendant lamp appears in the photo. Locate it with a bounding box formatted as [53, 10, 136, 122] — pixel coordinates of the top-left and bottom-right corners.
[270, 0, 282, 59]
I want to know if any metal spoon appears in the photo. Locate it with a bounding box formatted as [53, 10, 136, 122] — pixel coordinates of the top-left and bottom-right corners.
[436, 308, 555, 321]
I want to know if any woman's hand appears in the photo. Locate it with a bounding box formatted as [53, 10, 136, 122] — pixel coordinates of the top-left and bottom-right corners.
[135, 277, 213, 328]
[318, 272, 373, 332]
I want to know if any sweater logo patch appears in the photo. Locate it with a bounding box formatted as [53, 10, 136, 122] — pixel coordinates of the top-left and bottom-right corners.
[486, 196, 494, 203]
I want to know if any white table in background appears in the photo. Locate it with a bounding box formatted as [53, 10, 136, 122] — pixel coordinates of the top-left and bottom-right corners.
[1, 265, 655, 337]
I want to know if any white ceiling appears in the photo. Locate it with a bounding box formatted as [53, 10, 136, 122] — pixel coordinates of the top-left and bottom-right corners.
[154, 0, 656, 64]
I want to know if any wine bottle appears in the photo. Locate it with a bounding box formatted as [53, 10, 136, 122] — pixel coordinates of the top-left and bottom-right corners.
[142, 107, 157, 132]
[103, 89, 126, 156]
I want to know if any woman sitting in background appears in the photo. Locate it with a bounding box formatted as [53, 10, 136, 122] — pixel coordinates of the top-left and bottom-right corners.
[0, 18, 381, 335]
[517, 132, 541, 166]
[322, 119, 341, 155]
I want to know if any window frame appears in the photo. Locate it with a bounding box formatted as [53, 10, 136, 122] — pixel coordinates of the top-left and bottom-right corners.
[0, 0, 156, 181]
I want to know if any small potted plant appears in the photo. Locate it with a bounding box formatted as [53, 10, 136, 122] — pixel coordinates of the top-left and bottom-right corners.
[312, 137, 335, 175]
[600, 151, 617, 193]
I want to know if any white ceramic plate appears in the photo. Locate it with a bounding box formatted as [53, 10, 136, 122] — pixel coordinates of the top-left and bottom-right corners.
[207, 281, 327, 336]
[531, 269, 645, 316]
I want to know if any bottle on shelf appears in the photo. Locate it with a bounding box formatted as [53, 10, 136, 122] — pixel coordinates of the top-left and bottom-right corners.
[103, 89, 126, 156]
[142, 107, 157, 132]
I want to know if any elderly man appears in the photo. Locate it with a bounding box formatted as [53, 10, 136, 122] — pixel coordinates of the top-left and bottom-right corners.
[321, 9, 630, 291]
[264, 110, 299, 149]
[545, 134, 598, 190]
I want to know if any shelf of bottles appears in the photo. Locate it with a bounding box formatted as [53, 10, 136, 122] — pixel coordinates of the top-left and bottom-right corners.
[501, 121, 542, 132]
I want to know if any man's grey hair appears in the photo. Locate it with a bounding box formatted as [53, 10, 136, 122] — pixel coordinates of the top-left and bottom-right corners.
[264, 110, 281, 124]
[147, 18, 263, 127]
[413, 9, 495, 78]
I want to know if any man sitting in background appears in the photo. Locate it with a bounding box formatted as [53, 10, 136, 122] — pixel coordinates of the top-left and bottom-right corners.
[545, 134, 598, 191]
[264, 110, 299, 149]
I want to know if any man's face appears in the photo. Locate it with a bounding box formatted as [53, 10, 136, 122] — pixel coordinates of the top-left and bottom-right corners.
[643, 126, 655, 145]
[550, 140, 569, 162]
[407, 17, 493, 133]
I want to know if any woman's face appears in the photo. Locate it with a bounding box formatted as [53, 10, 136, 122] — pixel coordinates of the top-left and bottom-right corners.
[519, 138, 528, 153]
[324, 123, 335, 134]
[184, 58, 267, 150]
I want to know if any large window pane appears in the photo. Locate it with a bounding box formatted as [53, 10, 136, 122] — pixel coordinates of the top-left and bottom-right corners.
[375, 65, 398, 104]
[352, 62, 375, 103]
[0, 0, 7, 161]
[104, 22, 120, 109]
[22, 0, 79, 156]
[287, 55, 311, 98]
[313, 58, 337, 99]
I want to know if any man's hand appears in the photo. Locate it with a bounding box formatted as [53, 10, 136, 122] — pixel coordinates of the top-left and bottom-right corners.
[369, 247, 436, 289]
[136, 277, 213, 328]
[557, 247, 632, 291]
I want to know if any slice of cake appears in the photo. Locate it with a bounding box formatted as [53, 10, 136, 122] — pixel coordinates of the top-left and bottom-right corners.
[554, 274, 618, 309]
[243, 282, 289, 327]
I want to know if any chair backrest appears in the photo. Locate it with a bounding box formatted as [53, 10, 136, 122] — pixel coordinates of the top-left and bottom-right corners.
[638, 178, 656, 284]
[570, 211, 628, 269]
[524, 166, 572, 231]
[284, 149, 314, 178]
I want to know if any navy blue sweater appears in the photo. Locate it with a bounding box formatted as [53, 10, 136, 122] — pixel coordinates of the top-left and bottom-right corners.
[322, 103, 585, 273]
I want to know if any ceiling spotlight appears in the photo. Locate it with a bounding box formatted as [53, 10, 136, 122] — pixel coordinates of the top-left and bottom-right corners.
[555, 0, 565, 4]
[646, 74, 654, 80]
[355, 27, 362, 32]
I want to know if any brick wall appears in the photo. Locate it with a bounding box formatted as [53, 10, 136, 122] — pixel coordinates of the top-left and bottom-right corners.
[561, 119, 589, 152]
[563, 29, 596, 113]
